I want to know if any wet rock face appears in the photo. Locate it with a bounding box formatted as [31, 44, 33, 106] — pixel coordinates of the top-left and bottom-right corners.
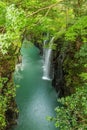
[6, 98, 19, 130]
[18, 55, 22, 64]
[52, 49, 65, 97]
[34, 42, 43, 55]
[34, 38, 66, 96]
[52, 40, 65, 97]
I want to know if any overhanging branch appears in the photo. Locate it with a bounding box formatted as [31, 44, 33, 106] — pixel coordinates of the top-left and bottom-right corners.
[27, 2, 60, 17]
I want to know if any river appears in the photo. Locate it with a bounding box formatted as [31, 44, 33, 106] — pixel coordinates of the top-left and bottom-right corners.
[12, 43, 58, 130]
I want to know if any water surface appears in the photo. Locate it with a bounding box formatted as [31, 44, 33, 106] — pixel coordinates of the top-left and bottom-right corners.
[13, 43, 58, 130]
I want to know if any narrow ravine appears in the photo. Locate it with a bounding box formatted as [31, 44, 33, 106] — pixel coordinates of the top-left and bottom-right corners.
[12, 43, 58, 130]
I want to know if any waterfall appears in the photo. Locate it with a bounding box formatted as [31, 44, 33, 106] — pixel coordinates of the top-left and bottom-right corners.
[43, 40, 47, 61]
[43, 33, 49, 60]
[42, 37, 54, 80]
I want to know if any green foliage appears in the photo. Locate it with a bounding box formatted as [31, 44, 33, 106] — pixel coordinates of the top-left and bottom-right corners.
[0, 1, 6, 26]
[0, 77, 7, 130]
[0, 3, 27, 54]
[48, 85, 87, 130]
[65, 16, 87, 42]
[0, 96, 7, 130]
[46, 1, 87, 130]
[61, 0, 87, 17]
[0, 0, 87, 52]
[0, 0, 87, 130]
[0, 76, 16, 130]
[6, 4, 26, 31]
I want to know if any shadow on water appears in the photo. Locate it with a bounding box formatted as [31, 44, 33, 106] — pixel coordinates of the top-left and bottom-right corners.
[12, 43, 58, 130]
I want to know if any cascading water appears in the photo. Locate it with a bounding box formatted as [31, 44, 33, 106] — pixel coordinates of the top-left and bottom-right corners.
[43, 40, 47, 61]
[43, 33, 49, 60]
[42, 37, 54, 80]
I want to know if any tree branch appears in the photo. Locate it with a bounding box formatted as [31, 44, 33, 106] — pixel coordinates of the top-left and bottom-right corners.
[27, 2, 59, 17]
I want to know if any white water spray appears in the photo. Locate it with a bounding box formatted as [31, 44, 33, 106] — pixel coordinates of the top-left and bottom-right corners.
[42, 37, 54, 80]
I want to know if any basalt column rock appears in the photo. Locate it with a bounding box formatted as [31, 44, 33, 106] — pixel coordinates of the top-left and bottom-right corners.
[52, 39, 65, 97]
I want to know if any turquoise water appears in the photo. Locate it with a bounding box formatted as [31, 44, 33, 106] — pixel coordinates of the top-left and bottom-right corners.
[13, 44, 58, 130]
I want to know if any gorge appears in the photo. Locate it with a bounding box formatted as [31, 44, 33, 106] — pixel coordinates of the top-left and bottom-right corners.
[12, 42, 58, 130]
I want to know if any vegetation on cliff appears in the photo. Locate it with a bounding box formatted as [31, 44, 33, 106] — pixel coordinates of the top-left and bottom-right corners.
[48, 0, 87, 129]
[0, 0, 87, 129]
[0, 1, 26, 129]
